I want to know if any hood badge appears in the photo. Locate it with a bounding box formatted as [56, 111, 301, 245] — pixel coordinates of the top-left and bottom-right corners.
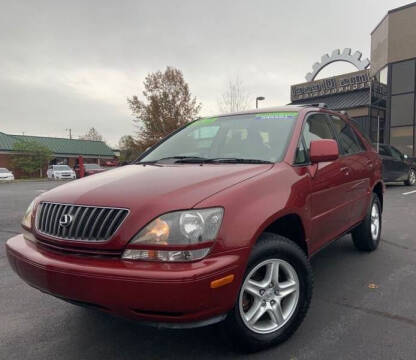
[59, 214, 73, 228]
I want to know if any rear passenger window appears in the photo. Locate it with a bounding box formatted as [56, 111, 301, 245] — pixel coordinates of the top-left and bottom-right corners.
[302, 113, 335, 151]
[330, 116, 365, 155]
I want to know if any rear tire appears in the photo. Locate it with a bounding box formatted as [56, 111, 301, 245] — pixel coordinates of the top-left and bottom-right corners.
[223, 233, 313, 353]
[351, 194, 381, 251]
[405, 168, 416, 186]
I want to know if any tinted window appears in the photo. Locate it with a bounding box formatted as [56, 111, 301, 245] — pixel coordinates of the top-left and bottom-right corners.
[330, 116, 364, 155]
[302, 113, 334, 151]
[0, 168, 9, 173]
[391, 94, 414, 126]
[378, 145, 392, 157]
[391, 60, 415, 95]
[141, 112, 299, 163]
[390, 146, 403, 161]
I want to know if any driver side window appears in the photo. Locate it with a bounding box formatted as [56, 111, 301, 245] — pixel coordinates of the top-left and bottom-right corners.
[390, 146, 403, 161]
[295, 113, 335, 164]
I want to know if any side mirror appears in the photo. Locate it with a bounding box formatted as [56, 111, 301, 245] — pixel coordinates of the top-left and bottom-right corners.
[310, 139, 339, 163]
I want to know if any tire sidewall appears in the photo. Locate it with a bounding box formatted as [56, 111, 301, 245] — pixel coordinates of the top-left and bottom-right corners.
[226, 234, 312, 350]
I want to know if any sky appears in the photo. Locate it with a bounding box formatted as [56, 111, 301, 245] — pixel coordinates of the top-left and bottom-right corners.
[0, 0, 412, 147]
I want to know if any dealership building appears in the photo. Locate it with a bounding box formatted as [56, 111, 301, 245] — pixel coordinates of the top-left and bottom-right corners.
[290, 2, 416, 157]
[0, 131, 115, 177]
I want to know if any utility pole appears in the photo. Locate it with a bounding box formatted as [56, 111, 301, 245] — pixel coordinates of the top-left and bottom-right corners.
[66, 128, 72, 139]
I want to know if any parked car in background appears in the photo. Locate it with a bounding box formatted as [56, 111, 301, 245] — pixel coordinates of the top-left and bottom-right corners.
[103, 159, 119, 167]
[74, 163, 106, 178]
[0, 168, 14, 181]
[6, 105, 383, 352]
[377, 144, 416, 185]
[47, 165, 76, 180]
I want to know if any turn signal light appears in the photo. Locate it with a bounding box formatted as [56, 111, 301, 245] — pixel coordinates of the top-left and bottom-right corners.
[210, 274, 235, 289]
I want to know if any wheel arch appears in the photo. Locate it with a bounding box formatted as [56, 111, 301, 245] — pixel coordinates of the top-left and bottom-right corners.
[372, 181, 384, 211]
[256, 213, 309, 256]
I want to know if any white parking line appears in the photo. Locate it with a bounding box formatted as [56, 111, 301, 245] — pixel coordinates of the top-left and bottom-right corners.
[402, 189, 416, 195]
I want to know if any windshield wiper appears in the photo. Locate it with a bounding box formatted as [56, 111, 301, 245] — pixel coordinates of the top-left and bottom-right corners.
[135, 156, 208, 164]
[178, 157, 273, 164]
[136, 156, 273, 165]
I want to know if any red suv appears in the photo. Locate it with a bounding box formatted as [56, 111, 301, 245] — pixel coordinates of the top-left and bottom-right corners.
[6, 105, 383, 352]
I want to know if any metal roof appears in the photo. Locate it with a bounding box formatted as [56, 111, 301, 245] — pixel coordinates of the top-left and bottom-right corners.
[0, 132, 114, 157]
[289, 89, 369, 110]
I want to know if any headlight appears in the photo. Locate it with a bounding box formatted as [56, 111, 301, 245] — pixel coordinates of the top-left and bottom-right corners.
[21, 199, 36, 229]
[122, 208, 224, 262]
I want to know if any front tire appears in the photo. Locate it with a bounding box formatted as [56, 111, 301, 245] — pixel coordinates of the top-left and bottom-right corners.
[351, 194, 381, 251]
[223, 233, 313, 352]
[405, 168, 416, 186]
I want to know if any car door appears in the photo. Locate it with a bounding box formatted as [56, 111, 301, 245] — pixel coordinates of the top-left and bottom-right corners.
[389, 146, 410, 181]
[299, 113, 349, 251]
[378, 145, 396, 181]
[329, 115, 371, 226]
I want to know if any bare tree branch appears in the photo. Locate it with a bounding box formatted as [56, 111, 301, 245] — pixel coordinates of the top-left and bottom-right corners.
[218, 76, 250, 113]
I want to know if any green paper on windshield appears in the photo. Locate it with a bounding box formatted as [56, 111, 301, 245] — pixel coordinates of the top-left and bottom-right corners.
[255, 112, 298, 119]
[189, 117, 218, 127]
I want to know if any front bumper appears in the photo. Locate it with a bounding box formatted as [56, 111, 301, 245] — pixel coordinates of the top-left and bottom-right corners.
[55, 174, 75, 180]
[6, 234, 245, 326]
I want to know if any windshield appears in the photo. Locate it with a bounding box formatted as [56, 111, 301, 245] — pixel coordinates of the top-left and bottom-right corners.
[85, 164, 101, 169]
[140, 112, 298, 163]
[53, 165, 71, 171]
[0, 168, 10, 173]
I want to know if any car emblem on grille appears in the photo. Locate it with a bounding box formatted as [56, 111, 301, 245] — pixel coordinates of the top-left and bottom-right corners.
[59, 214, 73, 228]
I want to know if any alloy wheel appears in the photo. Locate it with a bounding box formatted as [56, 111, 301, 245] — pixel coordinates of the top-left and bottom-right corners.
[409, 170, 416, 185]
[370, 202, 380, 241]
[239, 259, 300, 334]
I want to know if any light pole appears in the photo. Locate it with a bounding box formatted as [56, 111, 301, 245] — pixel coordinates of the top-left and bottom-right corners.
[256, 96, 265, 109]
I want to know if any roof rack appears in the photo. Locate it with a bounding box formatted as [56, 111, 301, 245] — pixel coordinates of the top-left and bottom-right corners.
[297, 103, 328, 108]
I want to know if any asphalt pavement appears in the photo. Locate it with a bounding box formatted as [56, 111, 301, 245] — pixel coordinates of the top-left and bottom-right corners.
[1, 181, 416, 360]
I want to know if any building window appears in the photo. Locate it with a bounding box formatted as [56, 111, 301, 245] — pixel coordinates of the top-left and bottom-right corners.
[391, 60, 415, 95]
[390, 126, 413, 156]
[379, 66, 388, 85]
[391, 93, 414, 126]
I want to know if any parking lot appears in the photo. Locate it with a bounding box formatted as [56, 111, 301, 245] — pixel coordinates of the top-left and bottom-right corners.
[1, 181, 415, 360]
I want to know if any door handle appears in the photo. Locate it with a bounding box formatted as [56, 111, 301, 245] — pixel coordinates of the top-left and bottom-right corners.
[366, 160, 374, 168]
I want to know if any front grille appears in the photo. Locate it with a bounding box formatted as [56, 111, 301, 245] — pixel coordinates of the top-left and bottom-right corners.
[36, 202, 129, 242]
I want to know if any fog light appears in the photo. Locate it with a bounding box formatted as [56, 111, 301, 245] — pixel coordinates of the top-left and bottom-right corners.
[122, 248, 210, 262]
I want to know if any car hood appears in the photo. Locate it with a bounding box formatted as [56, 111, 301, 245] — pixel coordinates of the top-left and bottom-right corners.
[40, 163, 272, 211]
[36, 164, 272, 249]
[0, 173, 12, 177]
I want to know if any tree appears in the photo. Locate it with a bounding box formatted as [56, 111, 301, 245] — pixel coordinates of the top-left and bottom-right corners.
[127, 66, 201, 149]
[12, 140, 52, 178]
[218, 76, 250, 113]
[79, 127, 104, 142]
[118, 135, 141, 163]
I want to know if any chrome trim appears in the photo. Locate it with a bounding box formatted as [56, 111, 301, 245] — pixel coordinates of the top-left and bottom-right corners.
[35, 201, 130, 243]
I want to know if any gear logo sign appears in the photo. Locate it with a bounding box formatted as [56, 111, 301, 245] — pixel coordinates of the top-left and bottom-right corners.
[305, 48, 370, 82]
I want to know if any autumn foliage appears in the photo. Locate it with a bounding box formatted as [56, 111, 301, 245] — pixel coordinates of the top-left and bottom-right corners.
[127, 67, 201, 151]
